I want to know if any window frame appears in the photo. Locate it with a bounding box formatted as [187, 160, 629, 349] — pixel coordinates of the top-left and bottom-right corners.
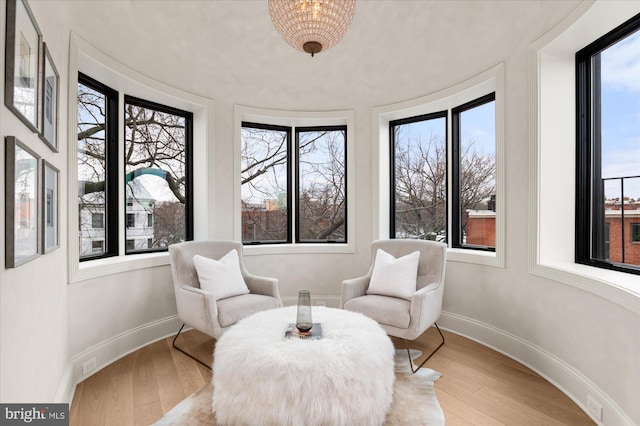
[451, 93, 497, 252]
[389, 111, 448, 241]
[530, 2, 639, 313]
[575, 13, 640, 276]
[240, 122, 348, 245]
[78, 72, 119, 262]
[77, 79, 195, 259]
[373, 65, 503, 267]
[295, 125, 348, 244]
[387, 93, 497, 251]
[240, 121, 293, 245]
[69, 35, 212, 283]
[235, 106, 355, 255]
[123, 95, 194, 255]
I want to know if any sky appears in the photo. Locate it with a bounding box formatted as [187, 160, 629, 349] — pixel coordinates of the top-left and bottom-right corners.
[459, 101, 496, 158]
[601, 29, 640, 200]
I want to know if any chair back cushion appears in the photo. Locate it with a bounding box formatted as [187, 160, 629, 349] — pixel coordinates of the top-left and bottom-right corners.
[366, 249, 420, 300]
[371, 239, 447, 291]
[169, 240, 246, 290]
[193, 250, 250, 300]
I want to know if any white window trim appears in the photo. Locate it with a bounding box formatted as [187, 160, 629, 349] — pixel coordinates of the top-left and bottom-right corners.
[372, 63, 506, 267]
[529, 1, 640, 314]
[68, 33, 213, 283]
[234, 105, 356, 255]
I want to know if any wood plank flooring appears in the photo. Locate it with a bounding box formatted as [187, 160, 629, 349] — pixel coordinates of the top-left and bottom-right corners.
[70, 328, 594, 425]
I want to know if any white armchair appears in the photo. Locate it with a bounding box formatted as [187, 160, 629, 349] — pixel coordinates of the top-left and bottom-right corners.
[341, 239, 447, 373]
[168, 240, 282, 368]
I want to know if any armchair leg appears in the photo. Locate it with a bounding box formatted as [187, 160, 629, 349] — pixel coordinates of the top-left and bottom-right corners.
[403, 323, 445, 374]
[172, 324, 212, 370]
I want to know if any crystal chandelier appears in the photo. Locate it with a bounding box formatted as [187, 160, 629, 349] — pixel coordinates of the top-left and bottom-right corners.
[268, 0, 356, 57]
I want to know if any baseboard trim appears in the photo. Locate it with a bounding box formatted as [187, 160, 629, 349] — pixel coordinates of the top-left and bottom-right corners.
[66, 315, 183, 404]
[439, 311, 632, 426]
[54, 363, 75, 404]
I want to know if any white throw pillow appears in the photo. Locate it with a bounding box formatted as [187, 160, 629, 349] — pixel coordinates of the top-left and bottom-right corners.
[193, 250, 250, 301]
[366, 249, 420, 300]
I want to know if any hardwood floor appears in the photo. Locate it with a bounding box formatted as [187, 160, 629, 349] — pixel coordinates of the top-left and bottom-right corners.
[70, 328, 594, 425]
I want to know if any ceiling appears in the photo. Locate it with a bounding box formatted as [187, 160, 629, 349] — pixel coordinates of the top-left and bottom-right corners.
[65, 1, 581, 109]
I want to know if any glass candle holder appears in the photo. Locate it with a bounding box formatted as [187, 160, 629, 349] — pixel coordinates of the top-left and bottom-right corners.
[296, 290, 313, 332]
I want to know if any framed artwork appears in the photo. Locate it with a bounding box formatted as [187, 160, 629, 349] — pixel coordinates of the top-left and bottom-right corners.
[42, 160, 59, 253]
[5, 136, 41, 268]
[39, 43, 59, 151]
[4, 0, 42, 132]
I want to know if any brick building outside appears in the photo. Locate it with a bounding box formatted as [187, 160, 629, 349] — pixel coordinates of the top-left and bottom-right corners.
[604, 199, 640, 265]
[465, 200, 640, 266]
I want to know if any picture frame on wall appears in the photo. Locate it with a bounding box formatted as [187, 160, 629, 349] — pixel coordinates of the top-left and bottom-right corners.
[4, 0, 42, 132]
[39, 43, 59, 151]
[42, 160, 59, 253]
[5, 136, 41, 268]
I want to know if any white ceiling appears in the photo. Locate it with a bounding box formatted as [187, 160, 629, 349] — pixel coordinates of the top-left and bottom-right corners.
[65, 1, 581, 109]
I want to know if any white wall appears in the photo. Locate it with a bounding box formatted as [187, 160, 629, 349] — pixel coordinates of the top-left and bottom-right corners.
[1, 1, 638, 424]
[0, 0, 71, 402]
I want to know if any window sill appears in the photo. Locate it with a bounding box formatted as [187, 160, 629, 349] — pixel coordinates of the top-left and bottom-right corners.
[243, 243, 355, 256]
[531, 261, 640, 314]
[70, 252, 170, 284]
[447, 247, 504, 268]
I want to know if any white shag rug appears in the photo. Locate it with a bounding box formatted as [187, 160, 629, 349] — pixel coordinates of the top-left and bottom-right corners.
[154, 349, 445, 426]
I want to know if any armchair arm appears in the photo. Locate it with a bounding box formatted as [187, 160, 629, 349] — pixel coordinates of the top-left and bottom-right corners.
[407, 282, 444, 339]
[176, 285, 221, 338]
[340, 276, 370, 308]
[244, 274, 282, 305]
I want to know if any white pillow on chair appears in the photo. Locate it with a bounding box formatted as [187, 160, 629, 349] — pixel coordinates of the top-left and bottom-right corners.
[366, 249, 420, 300]
[193, 250, 250, 300]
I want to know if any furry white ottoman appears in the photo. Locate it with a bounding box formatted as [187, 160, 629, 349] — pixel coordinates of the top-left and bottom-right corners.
[213, 306, 395, 426]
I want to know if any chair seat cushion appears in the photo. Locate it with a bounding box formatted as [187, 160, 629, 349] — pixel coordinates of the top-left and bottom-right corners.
[344, 295, 411, 329]
[217, 294, 281, 328]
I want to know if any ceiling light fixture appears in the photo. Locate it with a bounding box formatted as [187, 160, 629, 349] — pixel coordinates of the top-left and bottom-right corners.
[268, 0, 356, 57]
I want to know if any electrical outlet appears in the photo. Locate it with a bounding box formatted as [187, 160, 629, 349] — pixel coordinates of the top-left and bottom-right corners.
[587, 395, 603, 421]
[82, 357, 96, 376]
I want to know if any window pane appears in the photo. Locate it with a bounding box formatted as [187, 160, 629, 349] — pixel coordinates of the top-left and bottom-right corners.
[241, 125, 289, 243]
[124, 101, 188, 252]
[598, 29, 640, 266]
[91, 213, 104, 228]
[392, 115, 447, 242]
[91, 240, 104, 253]
[297, 128, 346, 242]
[77, 82, 107, 258]
[458, 100, 496, 248]
[631, 223, 640, 243]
